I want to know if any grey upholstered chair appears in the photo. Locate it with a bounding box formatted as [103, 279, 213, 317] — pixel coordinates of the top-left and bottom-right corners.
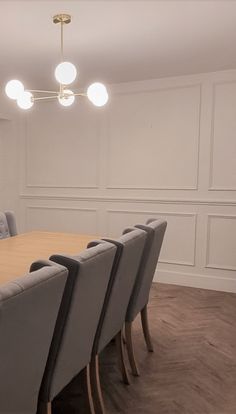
[33, 241, 117, 414]
[124, 218, 167, 376]
[0, 264, 68, 414]
[0, 210, 18, 239]
[87, 228, 147, 414]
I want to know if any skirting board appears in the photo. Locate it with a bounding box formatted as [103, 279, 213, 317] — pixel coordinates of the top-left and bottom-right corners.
[155, 270, 236, 293]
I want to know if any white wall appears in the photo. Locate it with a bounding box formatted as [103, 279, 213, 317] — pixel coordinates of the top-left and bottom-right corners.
[0, 106, 20, 215]
[3, 69, 236, 292]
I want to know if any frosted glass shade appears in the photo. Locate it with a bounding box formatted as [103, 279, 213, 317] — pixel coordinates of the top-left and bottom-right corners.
[87, 83, 108, 107]
[55, 62, 77, 85]
[17, 91, 33, 110]
[58, 89, 75, 107]
[5, 80, 24, 100]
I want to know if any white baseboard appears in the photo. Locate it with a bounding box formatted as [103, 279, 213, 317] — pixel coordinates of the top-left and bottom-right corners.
[154, 269, 236, 293]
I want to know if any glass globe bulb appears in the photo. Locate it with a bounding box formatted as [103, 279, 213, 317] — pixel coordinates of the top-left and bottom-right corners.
[5, 80, 24, 100]
[17, 91, 34, 110]
[55, 62, 77, 85]
[58, 89, 75, 107]
[87, 82, 108, 107]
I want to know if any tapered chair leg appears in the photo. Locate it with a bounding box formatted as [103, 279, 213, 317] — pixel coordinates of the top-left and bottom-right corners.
[47, 402, 52, 414]
[122, 325, 126, 345]
[141, 304, 154, 352]
[115, 330, 130, 385]
[80, 364, 96, 414]
[125, 321, 140, 376]
[90, 354, 106, 414]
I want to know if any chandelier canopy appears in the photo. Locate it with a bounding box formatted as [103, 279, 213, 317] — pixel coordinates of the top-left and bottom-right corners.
[5, 13, 109, 110]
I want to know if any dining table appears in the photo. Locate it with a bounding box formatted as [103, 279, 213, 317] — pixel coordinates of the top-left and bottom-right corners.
[0, 230, 98, 286]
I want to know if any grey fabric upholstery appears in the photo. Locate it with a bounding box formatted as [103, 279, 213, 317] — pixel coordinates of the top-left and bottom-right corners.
[0, 264, 68, 414]
[5, 211, 18, 236]
[36, 241, 117, 404]
[0, 211, 18, 239]
[0, 212, 10, 239]
[93, 229, 147, 354]
[86, 239, 123, 355]
[126, 219, 167, 322]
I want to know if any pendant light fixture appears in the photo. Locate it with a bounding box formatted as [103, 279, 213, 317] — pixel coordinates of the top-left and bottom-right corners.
[5, 13, 109, 109]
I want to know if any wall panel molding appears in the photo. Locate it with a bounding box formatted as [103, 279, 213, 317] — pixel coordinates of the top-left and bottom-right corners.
[106, 84, 201, 190]
[26, 205, 98, 212]
[106, 209, 197, 267]
[20, 194, 236, 206]
[24, 113, 100, 189]
[156, 269, 236, 293]
[26, 205, 99, 233]
[205, 214, 236, 271]
[209, 81, 236, 191]
[0, 115, 11, 121]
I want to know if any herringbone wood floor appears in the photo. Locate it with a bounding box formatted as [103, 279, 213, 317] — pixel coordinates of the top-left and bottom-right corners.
[53, 283, 236, 414]
[100, 283, 236, 414]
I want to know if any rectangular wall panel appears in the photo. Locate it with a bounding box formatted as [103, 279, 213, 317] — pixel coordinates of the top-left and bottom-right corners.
[106, 210, 196, 266]
[26, 206, 98, 235]
[210, 82, 236, 190]
[206, 214, 236, 271]
[0, 121, 9, 194]
[107, 85, 201, 189]
[26, 102, 99, 188]
[0, 119, 19, 212]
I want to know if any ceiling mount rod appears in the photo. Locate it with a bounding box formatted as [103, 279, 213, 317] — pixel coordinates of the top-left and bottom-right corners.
[61, 20, 63, 62]
[53, 13, 71, 62]
[53, 14, 72, 95]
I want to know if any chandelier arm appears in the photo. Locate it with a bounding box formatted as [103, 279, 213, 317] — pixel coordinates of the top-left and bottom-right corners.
[32, 95, 59, 102]
[27, 90, 59, 94]
[60, 83, 64, 96]
[72, 93, 87, 97]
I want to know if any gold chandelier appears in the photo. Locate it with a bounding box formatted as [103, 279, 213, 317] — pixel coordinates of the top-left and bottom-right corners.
[5, 13, 109, 110]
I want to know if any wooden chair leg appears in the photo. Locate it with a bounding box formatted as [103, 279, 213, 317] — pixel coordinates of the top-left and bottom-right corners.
[115, 330, 130, 385]
[80, 364, 96, 414]
[125, 322, 140, 376]
[141, 304, 154, 352]
[47, 402, 52, 414]
[90, 354, 106, 414]
[122, 325, 126, 345]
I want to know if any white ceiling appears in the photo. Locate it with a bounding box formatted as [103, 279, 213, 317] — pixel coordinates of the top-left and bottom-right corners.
[1, 0, 236, 90]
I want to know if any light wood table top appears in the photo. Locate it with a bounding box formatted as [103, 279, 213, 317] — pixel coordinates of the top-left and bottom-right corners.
[0, 231, 98, 286]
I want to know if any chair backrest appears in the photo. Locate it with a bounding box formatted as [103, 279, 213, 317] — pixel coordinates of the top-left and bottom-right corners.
[0, 210, 18, 239]
[0, 264, 68, 414]
[35, 241, 117, 403]
[125, 218, 167, 322]
[91, 228, 147, 354]
[5, 211, 18, 236]
[0, 212, 10, 239]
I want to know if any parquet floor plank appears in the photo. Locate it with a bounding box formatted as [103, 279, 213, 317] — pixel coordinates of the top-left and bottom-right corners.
[100, 283, 236, 414]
